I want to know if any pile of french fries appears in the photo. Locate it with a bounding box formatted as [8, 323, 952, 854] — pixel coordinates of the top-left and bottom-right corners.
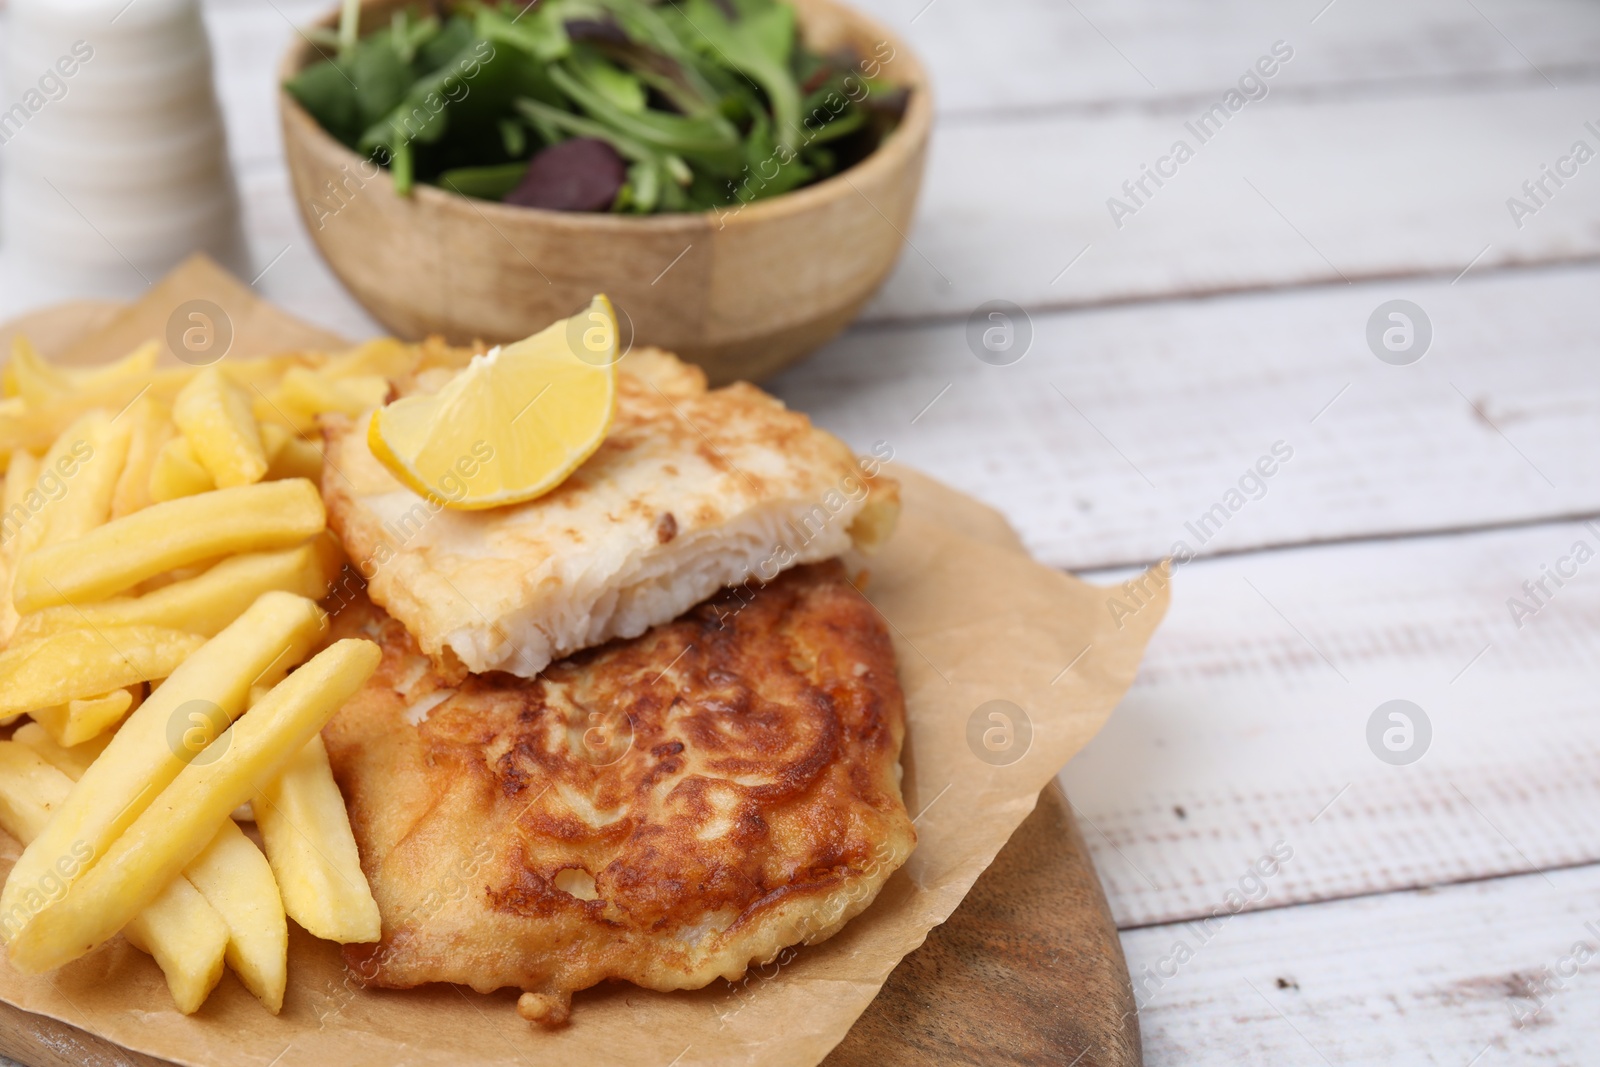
[0, 334, 423, 1015]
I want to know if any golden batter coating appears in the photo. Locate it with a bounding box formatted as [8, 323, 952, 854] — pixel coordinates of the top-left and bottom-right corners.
[321, 347, 899, 680]
[322, 561, 915, 1025]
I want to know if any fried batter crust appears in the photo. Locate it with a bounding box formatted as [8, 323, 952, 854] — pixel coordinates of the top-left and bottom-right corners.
[320, 347, 900, 680]
[323, 561, 914, 1023]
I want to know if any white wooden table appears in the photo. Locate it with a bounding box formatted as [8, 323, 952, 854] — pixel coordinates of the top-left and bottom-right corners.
[4, 0, 1600, 1062]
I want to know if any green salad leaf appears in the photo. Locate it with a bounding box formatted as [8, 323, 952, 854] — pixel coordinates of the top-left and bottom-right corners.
[286, 0, 904, 214]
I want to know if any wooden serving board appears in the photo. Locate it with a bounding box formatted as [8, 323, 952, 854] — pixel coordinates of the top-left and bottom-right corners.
[0, 302, 1142, 1067]
[826, 783, 1140, 1067]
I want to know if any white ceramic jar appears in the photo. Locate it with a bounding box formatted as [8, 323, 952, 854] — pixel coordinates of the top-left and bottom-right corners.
[0, 0, 241, 275]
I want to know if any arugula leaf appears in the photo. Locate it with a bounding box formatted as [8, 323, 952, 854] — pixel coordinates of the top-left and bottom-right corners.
[738, 106, 812, 200]
[436, 161, 529, 199]
[617, 159, 660, 213]
[592, 0, 721, 104]
[569, 46, 646, 113]
[499, 117, 528, 156]
[548, 61, 742, 173]
[516, 96, 657, 163]
[671, 0, 801, 152]
[475, 5, 569, 62]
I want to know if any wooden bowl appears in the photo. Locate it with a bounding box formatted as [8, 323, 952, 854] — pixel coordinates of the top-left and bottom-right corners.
[278, 0, 930, 385]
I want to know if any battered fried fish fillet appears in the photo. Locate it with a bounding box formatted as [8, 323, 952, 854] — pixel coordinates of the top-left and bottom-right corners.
[322, 561, 914, 1025]
[321, 348, 898, 679]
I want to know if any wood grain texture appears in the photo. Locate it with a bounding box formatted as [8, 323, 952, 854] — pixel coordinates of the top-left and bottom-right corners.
[773, 265, 1600, 571]
[1125, 864, 1600, 1065]
[861, 82, 1600, 322]
[0, 998, 170, 1067]
[1062, 519, 1600, 928]
[826, 784, 1141, 1067]
[849, 0, 1600, 117]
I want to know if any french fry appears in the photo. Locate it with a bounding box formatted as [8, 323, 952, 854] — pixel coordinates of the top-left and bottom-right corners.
[120, 876, 230, 1016]
[8, 722, 284, 1006]
[9, 410, 103, 565]
[259, 420, 291, 463]
[29, 688, 134, 747]
[259, 422, 325, 482]
[0, 627, 202, 720]
[0, 407, 62, 468]
[0, 342, 159, 467]
[7, 638, 380, 975]
[0, 741, 83, 842]
[44, 417, 130, 540]
[0, 407, 129, 639]
[0, 450, 41, 644]
[6, 338, 159, 409]
[148, 436, 215, 503]
[110, 397, 175, 519]
[0, 742, 228, 1014]
[246, 656, 294, 710]
[33, 412, 132, 551]
[183, 821, 288, 1013]
[0, 352, 337, 466]
[0, 591, 326, 930]
[257, 367, 388, 431]
[319, 338, 417, 381]
[268, 439, 325, 483]
[0, 449, 40, 559]
[12, 720, 112, 779]
[12, 479, 325, 612]
[1, 343, 25, 397]
[173, 367, 268, 489]
[14, 543, 337, 642]
[254, 734, 380, 943]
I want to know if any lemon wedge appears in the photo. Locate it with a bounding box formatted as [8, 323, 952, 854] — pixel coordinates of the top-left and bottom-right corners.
[369, 295, 619, 510]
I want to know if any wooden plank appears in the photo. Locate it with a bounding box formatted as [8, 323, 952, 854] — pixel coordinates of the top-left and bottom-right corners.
[1125, 864, 1600, 1065]
[1058, 519, 1600, 927]
[859, 84, 1600, 321]
[774, 266, 1600, 571]
[851, 0, 1600, 116]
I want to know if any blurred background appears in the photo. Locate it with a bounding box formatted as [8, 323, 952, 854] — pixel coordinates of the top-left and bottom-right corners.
[3, 0, 1600, 1062]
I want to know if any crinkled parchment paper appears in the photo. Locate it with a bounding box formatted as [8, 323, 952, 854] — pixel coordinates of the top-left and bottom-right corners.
[0, 257, 1169, 1067]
